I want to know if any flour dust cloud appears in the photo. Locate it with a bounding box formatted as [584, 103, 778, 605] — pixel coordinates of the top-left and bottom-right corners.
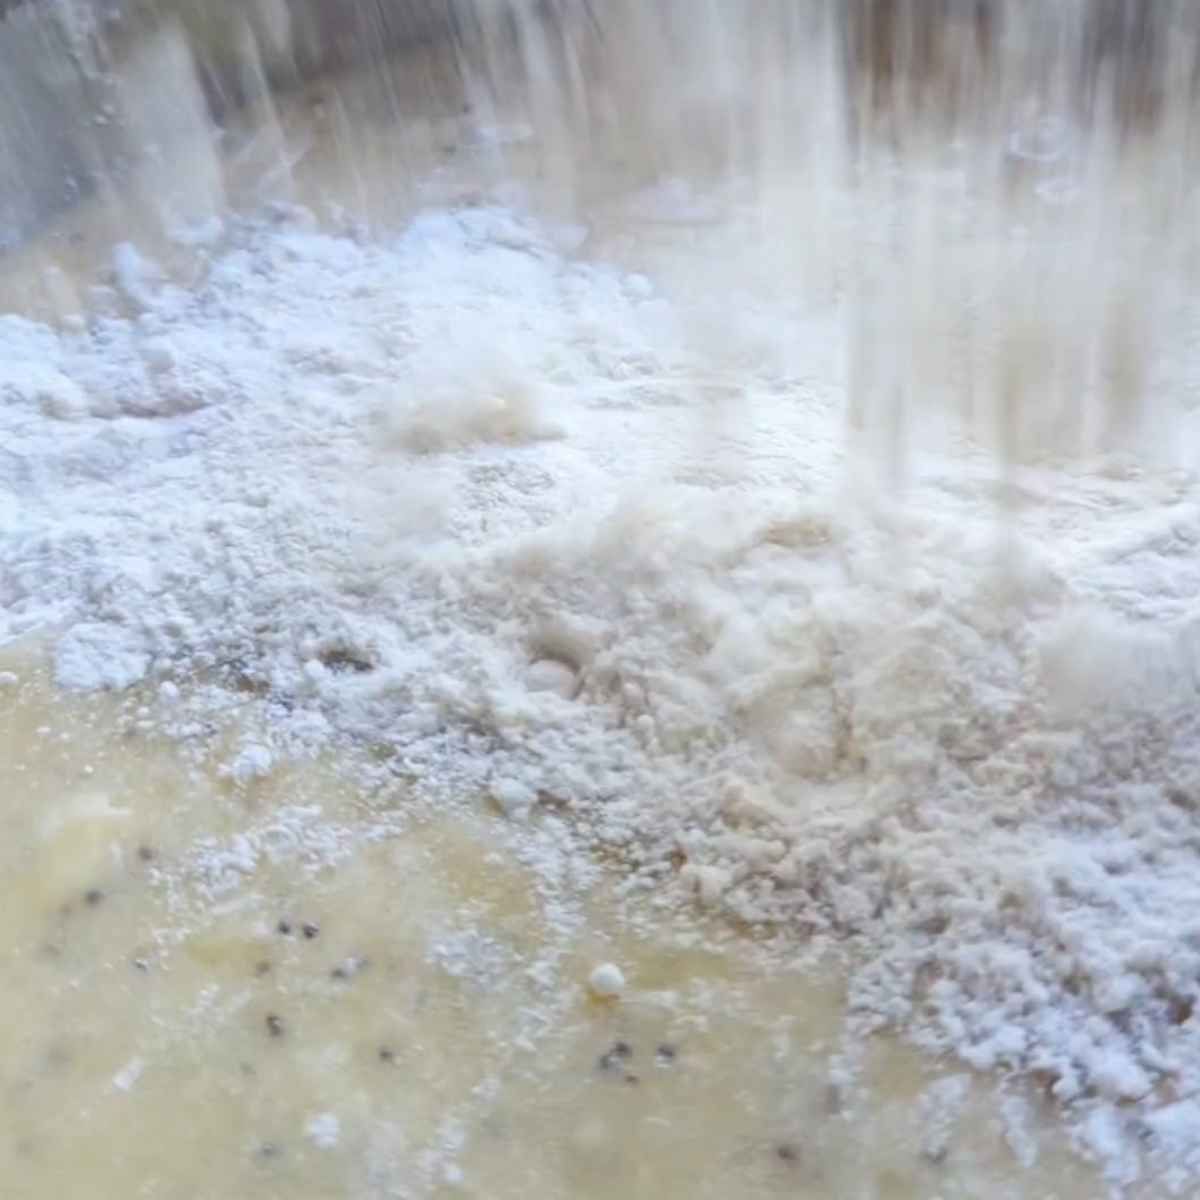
[3, 1, 1200, 1197]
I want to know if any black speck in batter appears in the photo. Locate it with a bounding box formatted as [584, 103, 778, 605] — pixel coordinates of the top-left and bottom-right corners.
[331, 955, 369, 981]
[598, 1040, 633, 1072]
[302, 922, 320, 940]
[265, 1013, 285, 1038]
[84, 889, 104, 907]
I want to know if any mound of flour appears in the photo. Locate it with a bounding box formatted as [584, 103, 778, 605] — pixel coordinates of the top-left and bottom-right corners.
[4, 201, 1200, 1189]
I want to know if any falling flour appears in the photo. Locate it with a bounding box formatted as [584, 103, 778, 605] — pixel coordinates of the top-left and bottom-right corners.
[4, 199, 1200, 1191]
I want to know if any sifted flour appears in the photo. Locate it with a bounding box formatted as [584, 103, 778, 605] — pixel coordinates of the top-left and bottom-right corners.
[4, 198, 1200, 1191]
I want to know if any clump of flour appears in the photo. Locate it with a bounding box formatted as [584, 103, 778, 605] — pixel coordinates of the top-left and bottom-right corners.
[3, 200, 1200, 1190]
[306, 1112, 341, 1150]
[379, 337, 562, 453]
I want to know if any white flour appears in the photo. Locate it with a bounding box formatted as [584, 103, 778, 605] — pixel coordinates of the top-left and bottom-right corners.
[4, 199, 1200, 1191]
